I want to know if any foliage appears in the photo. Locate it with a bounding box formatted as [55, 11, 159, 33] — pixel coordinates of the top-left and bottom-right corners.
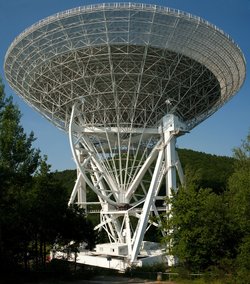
[228, 133, 250, 282]
[57, 204, 96, 250]
[163, 187, 236, 271]
[52, 169, 76, 197]
[0, 80, 40, 271]
[228, 133, 250, 233]
[178, 148, 235, 192]
[0, 78, 95, 274]
[52, 169, 99, 204]
[125, 262, 167, 281]
[163, 132, 250, 281]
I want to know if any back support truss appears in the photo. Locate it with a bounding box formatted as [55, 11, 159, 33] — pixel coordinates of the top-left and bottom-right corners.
[68, 103, 187, 264]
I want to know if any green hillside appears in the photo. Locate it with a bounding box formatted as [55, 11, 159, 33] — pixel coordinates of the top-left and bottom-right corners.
[178, 148, 234, 191]
[52, 149, 235, 194]
[52, 169, 77, 197]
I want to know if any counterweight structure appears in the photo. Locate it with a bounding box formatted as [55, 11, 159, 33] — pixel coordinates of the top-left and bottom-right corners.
[4, 3, 245, 270]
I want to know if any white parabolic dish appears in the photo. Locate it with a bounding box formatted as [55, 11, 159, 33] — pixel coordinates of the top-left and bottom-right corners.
[4, 2, 246, 132]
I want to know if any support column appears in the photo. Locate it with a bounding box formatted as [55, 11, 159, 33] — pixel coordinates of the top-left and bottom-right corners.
[162, 114, 187, 266]
[77, 150, 87, 209]
[163, 114, 186, 199]
[125, 212, 132, 256]
[130, 149, 164, 263]
[165, 135, 177, 197]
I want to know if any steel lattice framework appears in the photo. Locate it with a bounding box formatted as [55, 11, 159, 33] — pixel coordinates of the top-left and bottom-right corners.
[4, 3, 246, 269]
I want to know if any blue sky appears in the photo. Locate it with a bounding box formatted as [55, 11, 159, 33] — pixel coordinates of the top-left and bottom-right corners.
[0, 0, 249, 171]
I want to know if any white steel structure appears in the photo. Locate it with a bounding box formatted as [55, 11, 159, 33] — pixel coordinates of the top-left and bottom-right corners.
[4, 3, 246, 269]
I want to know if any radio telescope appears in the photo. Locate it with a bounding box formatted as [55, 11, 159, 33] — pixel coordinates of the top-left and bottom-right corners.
[4, 3, 245, 270]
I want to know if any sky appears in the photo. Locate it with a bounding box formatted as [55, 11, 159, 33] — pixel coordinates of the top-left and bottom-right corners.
[0, 0, 249, 171]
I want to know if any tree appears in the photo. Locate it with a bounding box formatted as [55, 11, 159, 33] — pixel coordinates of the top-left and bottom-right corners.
[162, 132, 250, 278]
[0, 79, 40, 270]
[164, 186, 236, 271]
[0, 77, 95, 275]
[29, 157, 95, 269]
[27, 157, 68, 268]
[228, 133, 250, 281]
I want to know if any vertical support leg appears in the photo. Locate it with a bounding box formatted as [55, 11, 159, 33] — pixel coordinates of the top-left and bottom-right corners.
[162, 114, 187, 266]
[130, 149, 164, 263]
[125, 212, 132, 256]
[77, 150, 87, 209]
[165, 135, 177, 197]
[68, 173, 82, 206]
[164, 132, 177, 267]
[76, 171, 86, 209]
[68, 149, 87, 209]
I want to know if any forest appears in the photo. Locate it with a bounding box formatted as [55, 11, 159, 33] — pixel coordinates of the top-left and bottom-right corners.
[0, 76, 249, 283]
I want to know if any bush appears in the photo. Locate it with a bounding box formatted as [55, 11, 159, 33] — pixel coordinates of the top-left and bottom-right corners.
[125, 262, 167, 280]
